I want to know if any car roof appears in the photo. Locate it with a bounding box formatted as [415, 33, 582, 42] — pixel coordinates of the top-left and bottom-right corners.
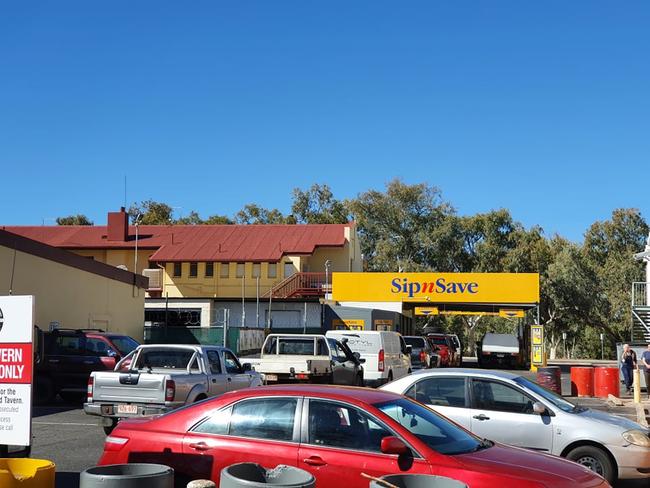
[408, 368, 521, 381]
[223, 384, 402, 404]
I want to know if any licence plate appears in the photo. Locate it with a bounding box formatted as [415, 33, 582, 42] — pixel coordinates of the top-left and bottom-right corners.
[117, 404, 138, 415]
[496, 354, 505, 358]
[265, 374, 278, 382]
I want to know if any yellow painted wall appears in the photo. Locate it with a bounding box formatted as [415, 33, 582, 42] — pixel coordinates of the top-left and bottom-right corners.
[73, 249, 155, 275]
[0, 246, 146, 341]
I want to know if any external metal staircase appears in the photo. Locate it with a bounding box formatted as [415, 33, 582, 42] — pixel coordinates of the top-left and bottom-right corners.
[632, 282, 650, 342]
[263, 272, 328, 299]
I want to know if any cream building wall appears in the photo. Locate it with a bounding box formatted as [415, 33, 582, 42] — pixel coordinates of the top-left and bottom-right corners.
[0, 245, 146, 341]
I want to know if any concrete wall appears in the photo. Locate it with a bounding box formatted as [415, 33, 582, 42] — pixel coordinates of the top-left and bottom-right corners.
[0, 245, 146, 341]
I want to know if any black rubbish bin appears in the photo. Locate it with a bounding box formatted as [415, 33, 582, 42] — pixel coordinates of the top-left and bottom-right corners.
[369, 474, 467, 488]
[220, 463, 314, 488]
[80, 463, 174, 488]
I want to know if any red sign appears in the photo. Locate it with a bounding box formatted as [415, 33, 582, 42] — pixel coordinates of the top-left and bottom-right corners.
[0, 343, 33, 384]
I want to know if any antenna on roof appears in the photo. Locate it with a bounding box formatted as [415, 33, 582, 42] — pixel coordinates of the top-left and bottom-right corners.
[124, 175, 127, 209]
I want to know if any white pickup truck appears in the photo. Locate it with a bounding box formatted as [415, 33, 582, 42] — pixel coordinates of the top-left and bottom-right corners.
[477, 333, 523, 368]
[241, 334, 364, 386]
[84, 344, 262, 433]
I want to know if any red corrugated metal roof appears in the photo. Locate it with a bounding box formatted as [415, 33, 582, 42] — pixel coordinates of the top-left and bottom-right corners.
[1, 224, 349, 262]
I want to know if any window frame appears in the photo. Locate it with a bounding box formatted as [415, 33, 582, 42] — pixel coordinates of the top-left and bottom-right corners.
[173, 262, 182, 277]
[300, 397, 422, 458]
[205, 262, 214, 278]
[252, 263, 261, 278]
[469, 378, 537, 415]
[190, 396, 303, 444]
[236, 262, 245, 278]
[189, 262, 198, 278]
[267, 262, 277, 279]
[220, 263, 230, 278]
[405, 376, 469, 409]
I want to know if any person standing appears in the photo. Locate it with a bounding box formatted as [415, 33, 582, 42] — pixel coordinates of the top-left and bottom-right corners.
[641, 343, 650, 399]
[620, 344, 637, 393]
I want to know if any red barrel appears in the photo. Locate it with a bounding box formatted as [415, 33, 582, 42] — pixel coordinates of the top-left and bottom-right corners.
[594, 367, 620, 398]
[537, 366, 562, 395]
[570, 366, 594, 397]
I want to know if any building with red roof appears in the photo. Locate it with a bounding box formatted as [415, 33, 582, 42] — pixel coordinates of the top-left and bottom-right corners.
[4, 208, 362, 332]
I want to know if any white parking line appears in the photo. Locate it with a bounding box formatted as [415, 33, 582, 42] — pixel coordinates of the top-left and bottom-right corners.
[33, 421, 98, 426]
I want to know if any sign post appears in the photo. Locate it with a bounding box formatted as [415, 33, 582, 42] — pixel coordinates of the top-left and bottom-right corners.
[0, 295, 35, 452]
[530, 324, 545, 372]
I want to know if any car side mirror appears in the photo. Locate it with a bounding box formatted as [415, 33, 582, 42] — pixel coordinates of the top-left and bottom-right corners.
[242, 363, 252, 372]
[532, 402, 547, 415]
[380, 436, 409, 455]
[352, 352, 361, 361]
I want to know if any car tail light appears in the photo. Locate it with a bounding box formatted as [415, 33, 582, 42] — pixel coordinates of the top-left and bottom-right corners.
[165, 379, 175, 402]
[87, 376, 94, 402]
[378, 349, 385, 372]
[295, 373, 309, 380]
[419, 351, 427, 363]
[104, 435, 129, 452]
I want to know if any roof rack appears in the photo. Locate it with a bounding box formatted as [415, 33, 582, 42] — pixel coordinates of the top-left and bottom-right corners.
[51, 328, 106, 334]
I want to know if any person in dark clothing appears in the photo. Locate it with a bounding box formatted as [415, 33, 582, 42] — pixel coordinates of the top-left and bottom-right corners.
[620, 344, 637, 393]
[641, 343, 650, 399]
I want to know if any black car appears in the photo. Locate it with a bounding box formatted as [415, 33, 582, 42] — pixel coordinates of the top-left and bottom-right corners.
[34, 328, 139, 403]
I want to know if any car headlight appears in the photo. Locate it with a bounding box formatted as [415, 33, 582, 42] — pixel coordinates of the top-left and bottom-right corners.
[622, 429, 650, 447]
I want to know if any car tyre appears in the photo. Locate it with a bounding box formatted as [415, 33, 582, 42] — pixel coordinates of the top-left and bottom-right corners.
[34, 376, 55, 405]
[566, 445, 615, 483]
[103, 419, 118, 436]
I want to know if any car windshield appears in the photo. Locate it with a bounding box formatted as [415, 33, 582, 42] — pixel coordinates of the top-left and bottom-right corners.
[404, 337, 425, 348]
[109, 336, 140, 355]
[375, 398, 484, 455]
[513, 376, 580, 413]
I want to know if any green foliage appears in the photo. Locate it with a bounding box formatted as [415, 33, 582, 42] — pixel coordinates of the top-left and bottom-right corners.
[56, 214, 93, 225]
[291, 184, 349, 224]
[129, 200, 174, 225]
[234, 204, 296, 224]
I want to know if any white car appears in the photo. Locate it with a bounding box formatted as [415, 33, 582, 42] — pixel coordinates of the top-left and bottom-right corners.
[381, 368, 650, 484]
[326, 330, 411, 387]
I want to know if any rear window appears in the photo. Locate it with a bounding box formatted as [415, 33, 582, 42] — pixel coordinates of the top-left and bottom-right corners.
[429, 336, 448, 346]
[108, 336, 139, 355]
[264, 337, 319, 355]
[404, 337, 426, 348]
[134, 349, 194, 369]
[327, 333, 380, 354]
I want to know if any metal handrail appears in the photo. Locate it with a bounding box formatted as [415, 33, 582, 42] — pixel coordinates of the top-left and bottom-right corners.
[632, 282, 649, 307]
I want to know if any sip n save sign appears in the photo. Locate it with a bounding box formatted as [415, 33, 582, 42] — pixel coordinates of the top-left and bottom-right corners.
[0, 295, 34, 447]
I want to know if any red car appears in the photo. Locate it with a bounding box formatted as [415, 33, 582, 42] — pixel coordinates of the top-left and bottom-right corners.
[98, 385, 609, 488]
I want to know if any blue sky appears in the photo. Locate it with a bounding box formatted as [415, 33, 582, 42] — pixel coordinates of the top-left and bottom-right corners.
[0, 1, 648, 241]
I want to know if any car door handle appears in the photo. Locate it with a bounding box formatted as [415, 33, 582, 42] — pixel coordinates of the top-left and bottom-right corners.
[303, 456, 327, 466]
[473, 414, 490, 421]
[227, 377, 232, 382]
[48, 359, 60, 363]
[189, 442, 211, 451]
[211, 379, 216, 383]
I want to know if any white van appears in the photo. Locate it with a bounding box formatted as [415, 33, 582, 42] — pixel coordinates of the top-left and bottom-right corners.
[325, 330, 411, 387]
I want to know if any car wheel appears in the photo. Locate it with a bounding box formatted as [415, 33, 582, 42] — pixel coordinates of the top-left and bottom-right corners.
[34, 376, 55, 405]
[566, 445, 615, 483]
[103, 419, 118, 436]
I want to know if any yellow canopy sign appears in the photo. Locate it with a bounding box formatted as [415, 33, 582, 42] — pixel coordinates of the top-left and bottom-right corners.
[332, 272, 539, 304]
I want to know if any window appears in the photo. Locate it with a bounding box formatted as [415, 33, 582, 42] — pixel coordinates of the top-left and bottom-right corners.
[54, 336, 84, 355]
[85, 338, 114, 357]
[189, 262, 198, 278]
[193, 407, 232, 435]
[252, 263, 261, 278]
[223, 351, 242, 374]
[220, 263, 230, 278]
[205, 262, 214, 277]
[108, 336, 139, 356]
[229, 398, 297, 441]
[308, 400, 392, 452]
[173, 262, 182, 277]
[377, 398, 480, 455]
[236, 263, 245, 278]
[206, 350, 222, 374]
[134, 349, 194, 370]
[407, 377, 467, 408]
[268, 263, 277, 279]
[471, 379, 535, 414]
[283, 262, 295, 278]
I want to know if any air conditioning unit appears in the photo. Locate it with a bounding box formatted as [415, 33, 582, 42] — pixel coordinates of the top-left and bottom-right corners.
[142, 268, 163, 290]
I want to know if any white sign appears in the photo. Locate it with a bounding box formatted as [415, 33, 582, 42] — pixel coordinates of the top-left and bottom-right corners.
[0, 295, 34, 446]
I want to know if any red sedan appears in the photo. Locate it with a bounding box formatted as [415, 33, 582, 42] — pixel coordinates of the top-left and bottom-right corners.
[98, 385, 609, 488]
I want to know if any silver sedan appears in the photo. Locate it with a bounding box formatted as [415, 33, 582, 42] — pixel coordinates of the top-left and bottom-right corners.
[381, 368, 650, 484]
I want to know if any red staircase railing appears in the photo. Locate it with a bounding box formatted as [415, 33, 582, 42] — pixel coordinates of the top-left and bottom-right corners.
[263, 272, 329, 299]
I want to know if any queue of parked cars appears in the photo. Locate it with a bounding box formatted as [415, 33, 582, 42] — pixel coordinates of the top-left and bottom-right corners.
[37, 327, 650, 486]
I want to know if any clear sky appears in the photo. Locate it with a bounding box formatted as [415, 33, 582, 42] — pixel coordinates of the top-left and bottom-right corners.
[1, 1, 648, 241]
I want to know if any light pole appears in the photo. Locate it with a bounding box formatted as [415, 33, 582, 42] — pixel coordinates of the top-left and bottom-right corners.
[324, 260, 332, 298]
